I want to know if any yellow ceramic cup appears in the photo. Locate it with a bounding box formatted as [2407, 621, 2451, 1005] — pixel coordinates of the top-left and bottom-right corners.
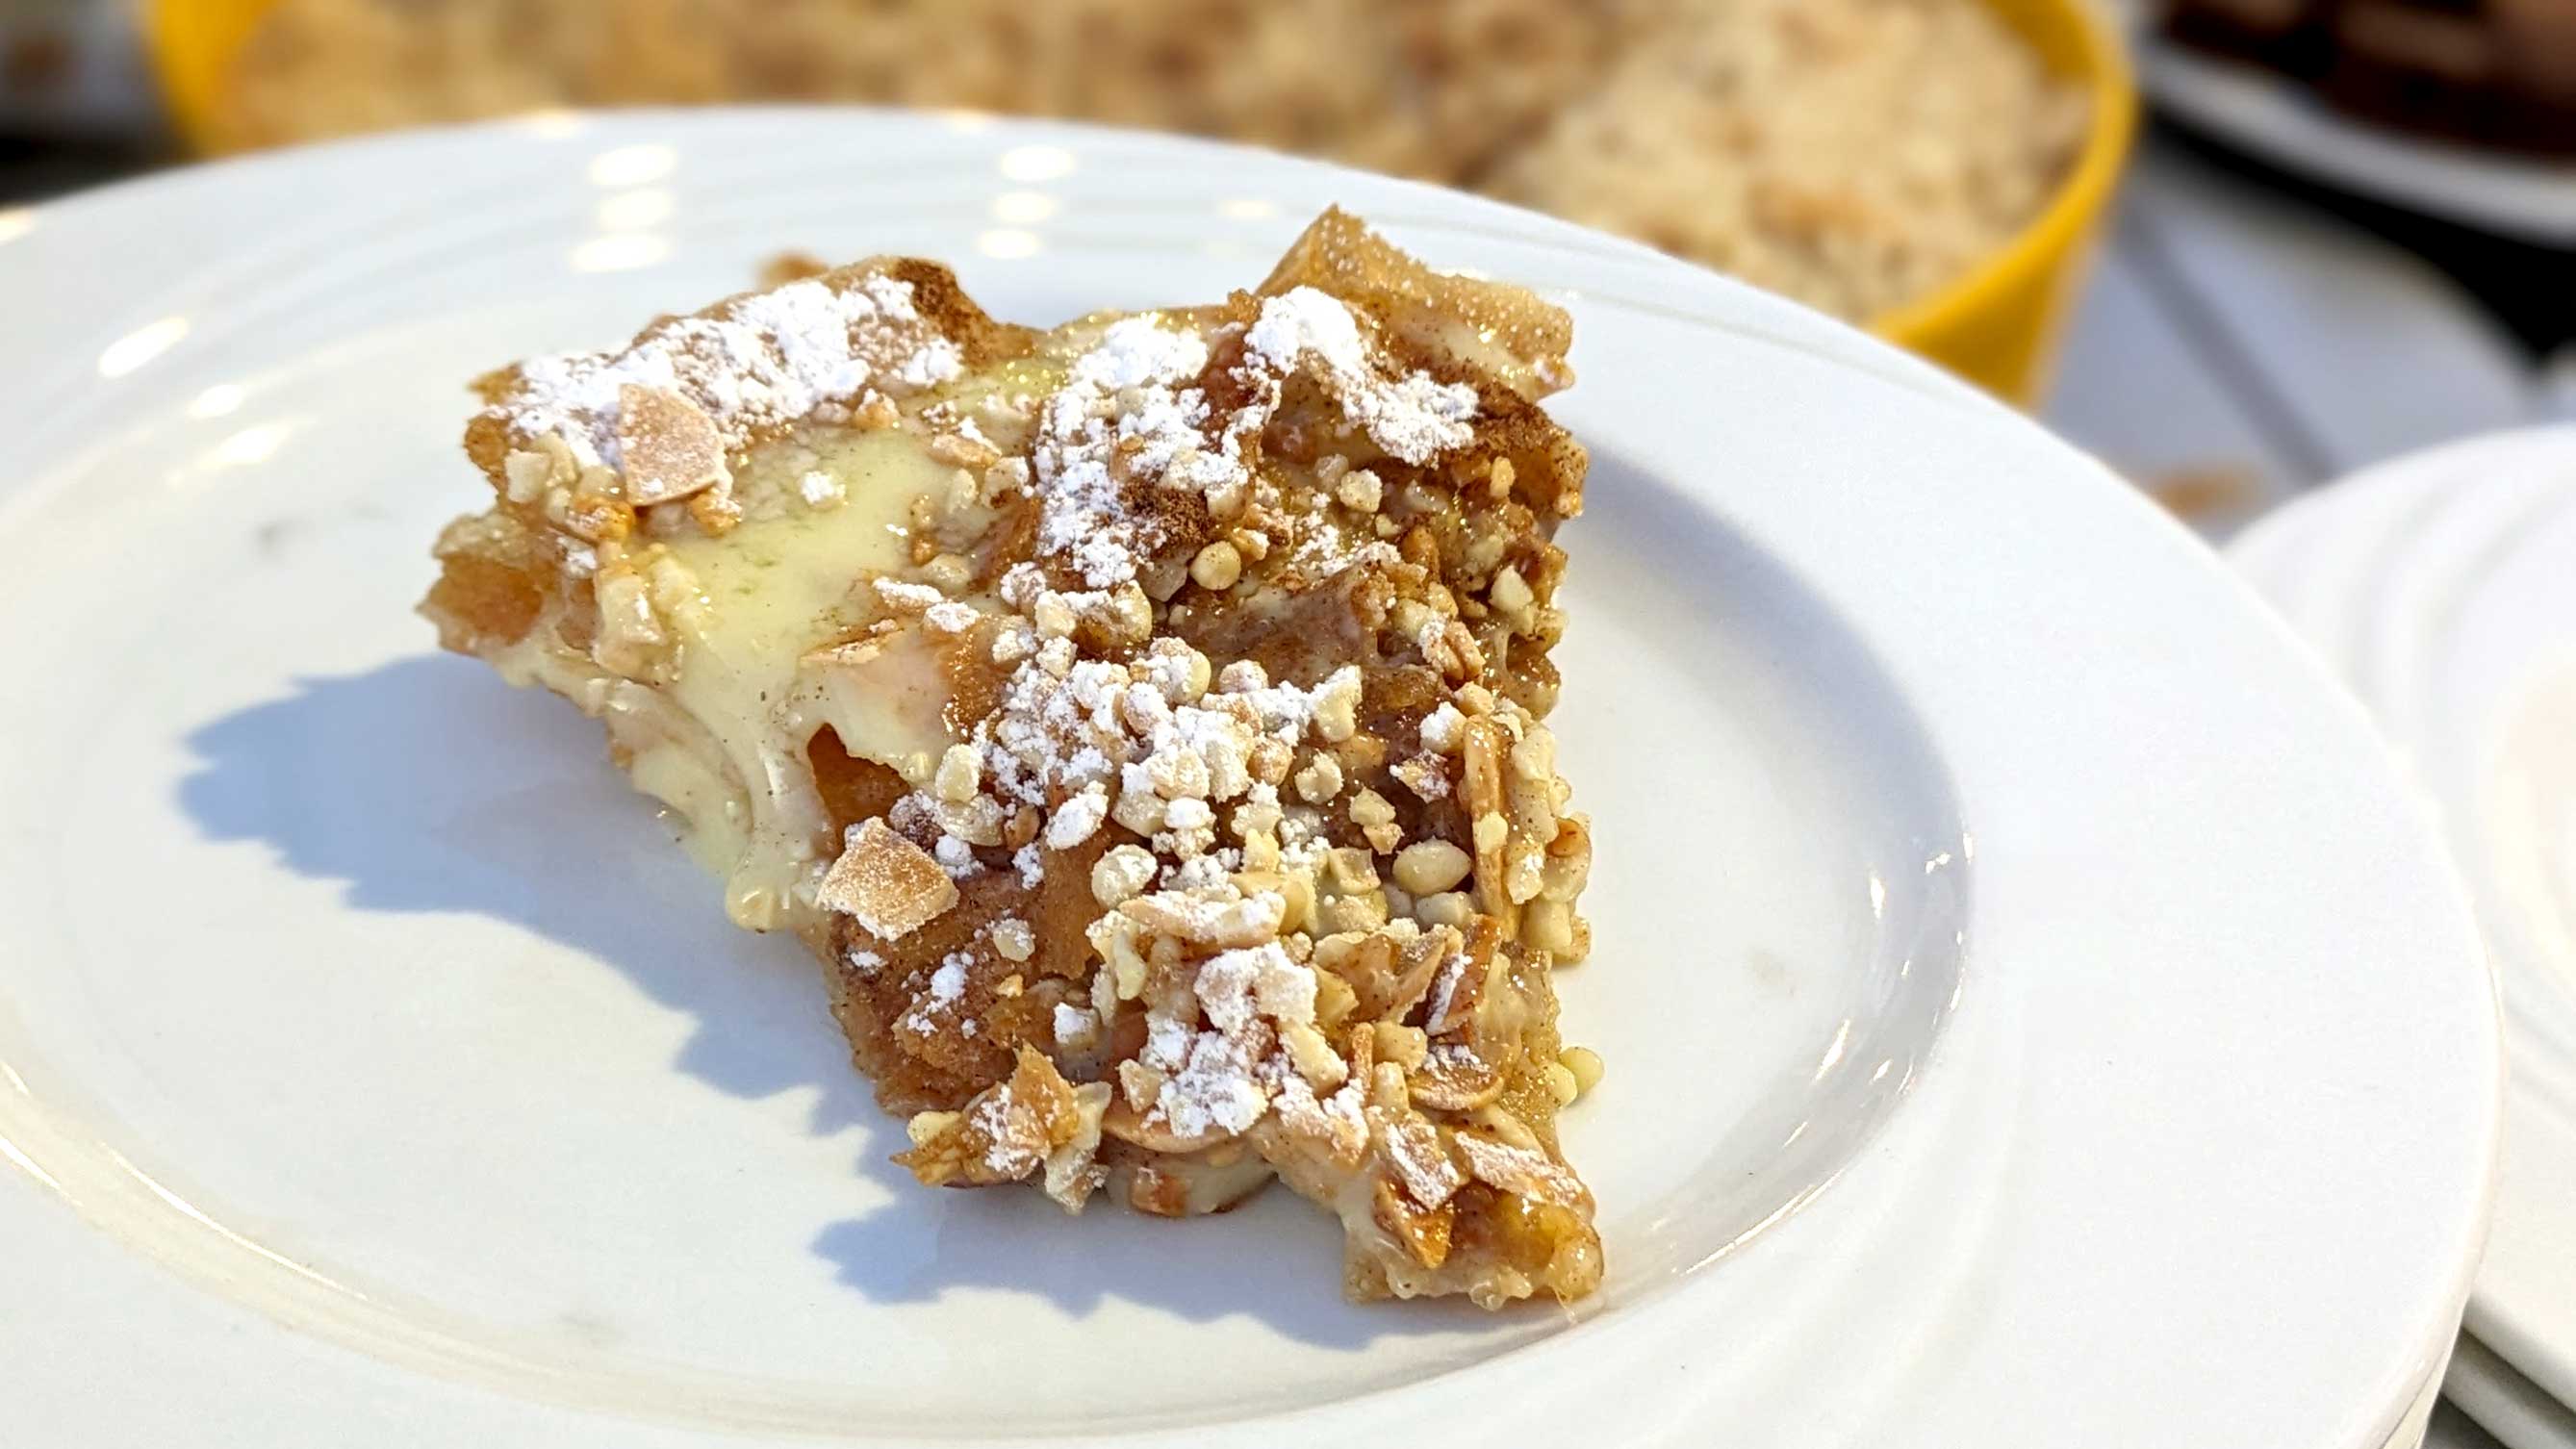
[151, 0, 2133, 405]
[1874, 0, 2140, 405]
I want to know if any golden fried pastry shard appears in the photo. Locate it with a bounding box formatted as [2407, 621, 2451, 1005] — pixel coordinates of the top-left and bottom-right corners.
[421, 208, 1604, 1307]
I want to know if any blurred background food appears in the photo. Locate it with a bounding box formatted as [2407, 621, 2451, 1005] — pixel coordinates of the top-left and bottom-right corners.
[1483, 0, 2091, 322]
[134, 0, 2137, 399]
[192, 0, 1620, 180]
[158, 0, 2104, 341]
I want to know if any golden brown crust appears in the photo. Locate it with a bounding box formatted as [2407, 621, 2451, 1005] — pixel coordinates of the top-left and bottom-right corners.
[1261, 208, 1573, 387]
[880, 257, 1037, 373]
[1262, 209, 1587, 521]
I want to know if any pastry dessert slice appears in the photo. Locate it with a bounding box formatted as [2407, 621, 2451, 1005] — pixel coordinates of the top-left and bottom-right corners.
[421, 209, 1603, 1307]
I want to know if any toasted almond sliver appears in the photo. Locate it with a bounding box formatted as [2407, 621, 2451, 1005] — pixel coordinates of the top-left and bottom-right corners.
[1118, 889, 1285, 948]
[615, 383, 730, 506]
[1452, 1128, 1585, 1208]
[1373, 1106, 1466, 1208]
[819, 818, 959, 939]
[1371, 1176, 1455, 1269]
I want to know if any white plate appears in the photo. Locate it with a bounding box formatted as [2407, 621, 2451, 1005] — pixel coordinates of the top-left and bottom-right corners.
[2137, 33, 2576, 244]
[2450, 1336, 2576, 1449]
[0, 111, 2498, 1448]
[2390, 1341, 2462, 1449]
[2231, 430, 2576, 1426]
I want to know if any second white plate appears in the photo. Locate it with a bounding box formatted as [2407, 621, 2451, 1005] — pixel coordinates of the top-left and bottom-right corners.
[2232, 428, 2576, 1425]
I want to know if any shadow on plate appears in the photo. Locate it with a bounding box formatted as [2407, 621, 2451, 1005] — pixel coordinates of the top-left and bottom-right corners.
[175, 653, 1488, 1351]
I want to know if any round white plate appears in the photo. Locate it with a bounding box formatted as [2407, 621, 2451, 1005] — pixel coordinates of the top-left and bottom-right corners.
[2231, 430, 2576, 1428]
[0, 111, 2497, 1448]
[2137, 33, 2576, 244]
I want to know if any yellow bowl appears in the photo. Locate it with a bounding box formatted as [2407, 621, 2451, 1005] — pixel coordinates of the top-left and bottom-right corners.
[145, 0, 271, 154]
[1873, 0, 2139, 405]
[152, 0, 2133, 405]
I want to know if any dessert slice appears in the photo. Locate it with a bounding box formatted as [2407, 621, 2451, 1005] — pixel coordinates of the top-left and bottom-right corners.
[421, 209, 1603, 1307]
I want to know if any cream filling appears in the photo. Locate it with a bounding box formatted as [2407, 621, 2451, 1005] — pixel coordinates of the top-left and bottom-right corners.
[500, 423, 998, 935]
[663, 428, 981, 929]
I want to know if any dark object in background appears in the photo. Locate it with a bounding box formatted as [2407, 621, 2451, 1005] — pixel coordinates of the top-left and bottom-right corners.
[0, 0, 156, 138]
[0, 1, 165, 203]
[2165, 0, 2339, 71]
[2163, 0, 2576, 155]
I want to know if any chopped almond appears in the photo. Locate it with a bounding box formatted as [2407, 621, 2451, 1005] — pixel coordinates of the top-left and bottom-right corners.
[615, 383, 729, 506]
[820, 819, 958, 940]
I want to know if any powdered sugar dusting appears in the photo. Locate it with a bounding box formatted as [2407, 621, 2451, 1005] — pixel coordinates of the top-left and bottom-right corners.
[928, 955, 969, 1004]
[496, 269, 963, 469]
[1028, 291, 1475, 593]
[1163, 1031, 1271, 1138]
[1033, 318, 1228, 588]
[1246, 288, 1478, 465]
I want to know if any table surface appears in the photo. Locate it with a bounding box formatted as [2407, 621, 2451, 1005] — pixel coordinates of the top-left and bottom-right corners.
[2045, 129, 2571, 540]
[0, 117, 2551, 1449]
